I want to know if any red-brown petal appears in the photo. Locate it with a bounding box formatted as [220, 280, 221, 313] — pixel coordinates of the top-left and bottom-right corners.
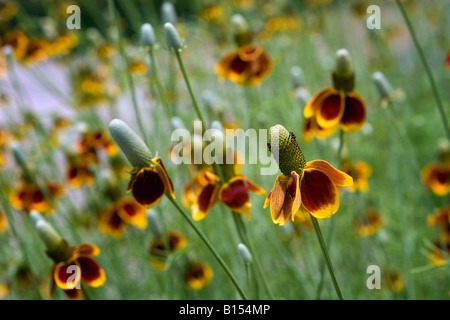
[78, 256, 106, 288]
[131, 168, 166, 208]
[300, 169, 340, 219]
[339, 92, 367, 131]
[316, 92, 345, 129]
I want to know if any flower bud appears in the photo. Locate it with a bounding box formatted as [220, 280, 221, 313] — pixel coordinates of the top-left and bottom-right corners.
[34, 217, 63, 253]
[108, 119, 153, 169]
[268, 124, 306, 176]
[237, 243, 252, 265]
[372, 71, 393, 100]
[231, 14, 252, 47]
[161, 1, 177, 24]
[335, 48, 352, 76]
[140, 23, 156, 48]
[164, 22, 183, 52]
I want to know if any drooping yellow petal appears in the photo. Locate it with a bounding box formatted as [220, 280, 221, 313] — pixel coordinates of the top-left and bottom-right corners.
[306, 160, 353, 187]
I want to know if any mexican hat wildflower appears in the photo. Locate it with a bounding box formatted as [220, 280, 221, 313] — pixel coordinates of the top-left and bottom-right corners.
[188, 168, 265, 221]
[215, 45, 272, 86]
[421, 161, 450, 196]
[30, 212, 106, 300]
[303, 49, 366, 135]
[109, 119, 175, 208]
[185, 262, 213, 290]
[264, 124, 353, 225]
[149, 230, 187, 270]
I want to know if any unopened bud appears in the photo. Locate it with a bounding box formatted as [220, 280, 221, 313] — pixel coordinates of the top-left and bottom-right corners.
[372, 71, 393, 100]
[237, 243, 252, 265]
[108, 119, 153, 169]
[161, 1, 177, 24]
[164, 22, 183, 52]
[35, 218, 63, 253]
[140, 23, 156, 48]
[335, 49, 352, 76]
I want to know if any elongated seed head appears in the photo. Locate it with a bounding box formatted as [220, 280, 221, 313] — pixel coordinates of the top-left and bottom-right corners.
[268, 124, 306, 176]
[108, 119, 153, 169]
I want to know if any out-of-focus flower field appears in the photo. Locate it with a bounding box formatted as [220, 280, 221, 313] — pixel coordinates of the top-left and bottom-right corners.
[0, 0, 449, 300]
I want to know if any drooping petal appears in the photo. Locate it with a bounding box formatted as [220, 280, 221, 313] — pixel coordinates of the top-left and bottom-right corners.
[287, 171, 301, 219]
[268, 175, 288, 223]
[63, 288, 82, 300]
[153, 157, 175, 199]
[219, 176, 251, 219]
[75, 243, 101, 257]
[131, 168, 166, 208]
[54, 260, 81, 290]
[272, 192, 293, 226]
[303, 87, 334, 119]
[77, 256, 106, 288]
[215, 51, 238, 82]
[306, 160, 353, 187]
[293, 205, 311, 223]
[316, 91, 345, 129]
[98, 206, 126, 238]
[191, 182, 220, 221]
[300, 169, 340, 219]
[339, 92, 367, 131]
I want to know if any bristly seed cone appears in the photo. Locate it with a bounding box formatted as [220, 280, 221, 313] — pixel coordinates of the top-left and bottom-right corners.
[268, 124, 306, 176]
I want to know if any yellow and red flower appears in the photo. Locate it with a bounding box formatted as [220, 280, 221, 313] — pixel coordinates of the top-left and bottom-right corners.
[149, 230, 187, 270]
[264, 160, 353, 225]
[49, 242, 106, 300]
[10, 182, 64, 214]
[302, 49, 366, 139]
[215, 45, 272, 86]
[340, 158, 372, 193]
[303, 87, 366, 135]
[421, 162, 450, 196]
[186, 168, 265, 221]
[353, 208, 384, 237]
[185, 262, 213, 290]
[99, 197, 147, 238]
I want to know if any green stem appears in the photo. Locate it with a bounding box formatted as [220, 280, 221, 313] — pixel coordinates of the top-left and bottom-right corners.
[395, 0, 450, 142]
[310, 215, 344, 300]
[174, 51, 207, 127]
[315, 129, 344, 299]
[167, 196, 248, 300]
[108, 0, 149, 147]
[148, 49, 173, 118]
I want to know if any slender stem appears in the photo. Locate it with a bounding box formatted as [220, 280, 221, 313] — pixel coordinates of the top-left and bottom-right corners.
[167, 196, 248, 300]
[395, 0, 450, 142]
[148, 49, 173, 118]
[108, 0, 149, 146]
[310, 215, 344, 300]
[315, 129, 344, 299]
[232, 213, 274, 299]
[174, 51, 207, 127]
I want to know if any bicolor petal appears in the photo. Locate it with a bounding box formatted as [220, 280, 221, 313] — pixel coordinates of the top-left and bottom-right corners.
[300, 168, 339, 219]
